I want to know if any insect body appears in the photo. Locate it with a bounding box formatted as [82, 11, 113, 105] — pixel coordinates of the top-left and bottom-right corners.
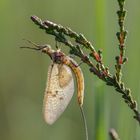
[43, 49, 84, 124]
[21, 41, 84, 124]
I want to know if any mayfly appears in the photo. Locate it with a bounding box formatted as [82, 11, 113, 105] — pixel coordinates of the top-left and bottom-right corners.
[21, 40, 84, 125]
[21, 39, 88, 140]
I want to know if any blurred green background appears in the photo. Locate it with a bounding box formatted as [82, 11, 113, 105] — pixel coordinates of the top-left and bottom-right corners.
[0, 0, 140, 140]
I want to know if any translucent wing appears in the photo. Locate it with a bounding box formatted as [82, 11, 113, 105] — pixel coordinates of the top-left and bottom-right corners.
[43, 63, 74, 125]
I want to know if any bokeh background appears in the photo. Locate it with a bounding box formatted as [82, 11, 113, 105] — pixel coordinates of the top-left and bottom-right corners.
[0, 0, 140, 140]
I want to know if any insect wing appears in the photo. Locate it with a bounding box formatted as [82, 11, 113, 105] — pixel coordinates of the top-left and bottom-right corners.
[43, 63, 74, 125]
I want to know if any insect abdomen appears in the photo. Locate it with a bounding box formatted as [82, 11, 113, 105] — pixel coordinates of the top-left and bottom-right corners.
[63, 57, 84, 106]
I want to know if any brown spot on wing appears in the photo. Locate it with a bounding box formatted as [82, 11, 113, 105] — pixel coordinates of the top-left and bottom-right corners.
[59, 97, 64, 100]
[58, 64, 73, 88]
[46, 91, 52, 95]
